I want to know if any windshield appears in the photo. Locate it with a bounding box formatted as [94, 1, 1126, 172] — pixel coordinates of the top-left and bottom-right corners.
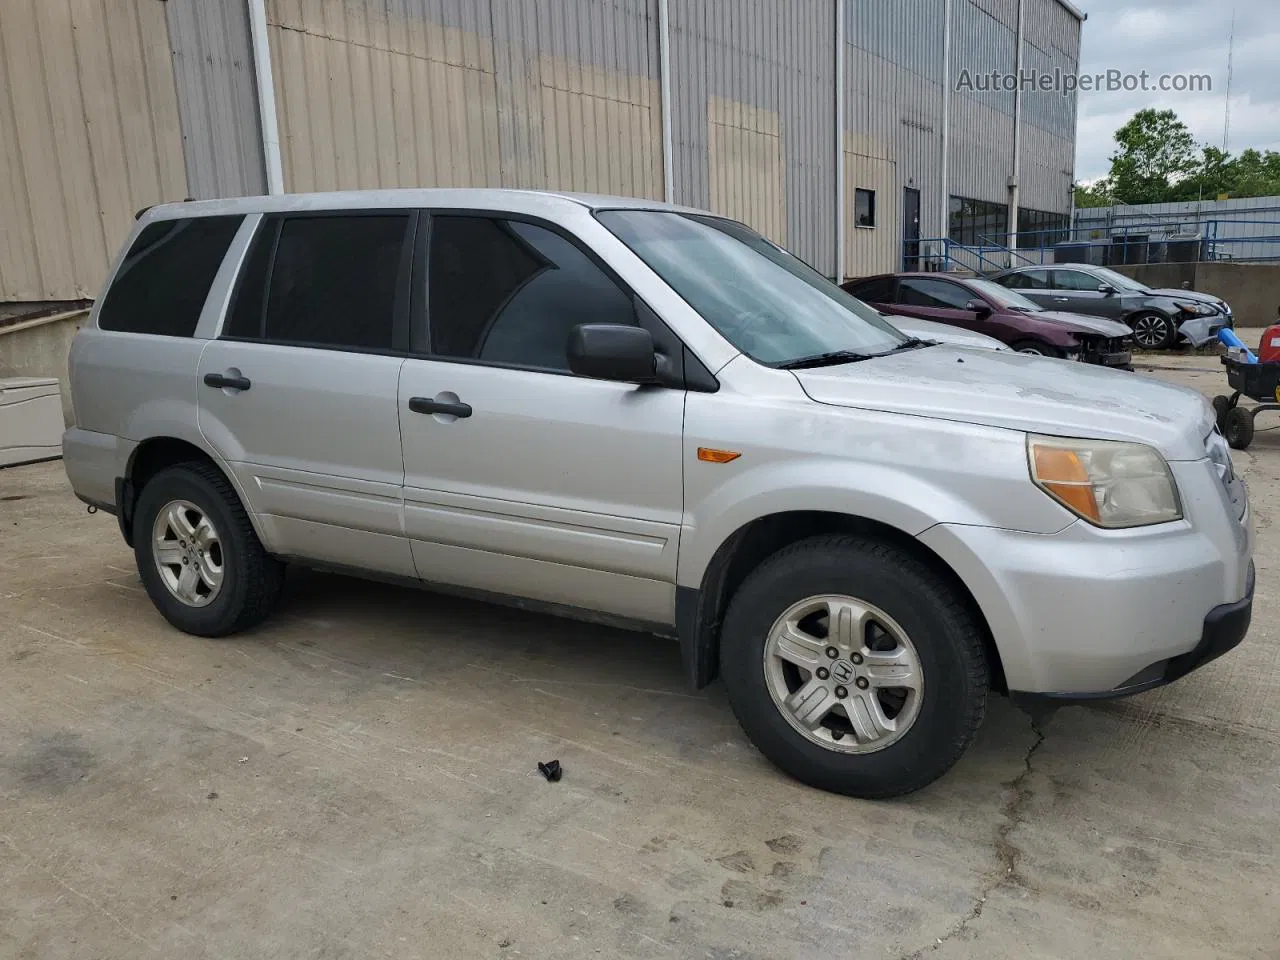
[965, 278, 1043, 311]
[595, 210, 907, 365]
[1090, 265, 1151, 293]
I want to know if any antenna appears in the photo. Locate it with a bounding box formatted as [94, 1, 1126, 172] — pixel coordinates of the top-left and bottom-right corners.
[1222, 8, 1236, 152]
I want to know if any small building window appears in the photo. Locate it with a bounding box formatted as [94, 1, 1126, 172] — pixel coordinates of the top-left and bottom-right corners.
[855, 189, 876, 228]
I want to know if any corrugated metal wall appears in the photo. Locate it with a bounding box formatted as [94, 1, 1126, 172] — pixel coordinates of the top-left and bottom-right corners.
[671, 0, 836, 271]
[262, 0, 663, 200]
[1020, 0, 1079, 213]
[845, 0, 945, 272]
[948, 0, 1016, 212]
[0, 0, 1083, 300]
[166, 0, 268, 199]
[0, 0, 187, 300]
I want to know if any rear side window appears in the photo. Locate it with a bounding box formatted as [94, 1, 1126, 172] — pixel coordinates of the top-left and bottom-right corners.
[846, 277, 895, 302]
[226, 214, 412, 351]
[897, 278, 972, 309]
[1001, 269, 1049, 290]
[98, 216, 243, 336]
[424, 216, 636, 371]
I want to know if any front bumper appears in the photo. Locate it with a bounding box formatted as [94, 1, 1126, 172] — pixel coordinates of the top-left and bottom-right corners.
[1009, 560, 1253, 709]
[918, 459, 1253, 695]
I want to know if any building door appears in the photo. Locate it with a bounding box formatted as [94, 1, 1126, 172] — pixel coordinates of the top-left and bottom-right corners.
[902, 188, 921, 270]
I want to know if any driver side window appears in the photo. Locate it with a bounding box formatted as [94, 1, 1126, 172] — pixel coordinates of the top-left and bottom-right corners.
[424, 216, 636, 372]
[1053, 270, 1104, 292]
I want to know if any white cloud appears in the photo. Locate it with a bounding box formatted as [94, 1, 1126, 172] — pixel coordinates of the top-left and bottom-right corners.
[1075, 0, 1280, 180]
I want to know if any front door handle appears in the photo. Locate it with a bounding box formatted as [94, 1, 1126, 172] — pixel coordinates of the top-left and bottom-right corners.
[1052, 297, 1070, 302]
[409, 396, 472, 418]
[204, 373, 251, 391]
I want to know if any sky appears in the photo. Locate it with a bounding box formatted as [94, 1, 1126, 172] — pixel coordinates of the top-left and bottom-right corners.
[1074, 0, 1280, 181]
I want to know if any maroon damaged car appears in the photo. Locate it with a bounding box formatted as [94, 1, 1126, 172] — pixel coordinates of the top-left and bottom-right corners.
[843, 272, 1134, 369]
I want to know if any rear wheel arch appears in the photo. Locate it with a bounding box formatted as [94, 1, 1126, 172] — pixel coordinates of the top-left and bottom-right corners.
[122, 437, 263, 547]
[676, 510, 1005, 695]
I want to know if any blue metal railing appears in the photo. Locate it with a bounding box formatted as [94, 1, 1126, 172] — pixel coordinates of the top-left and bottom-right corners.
[905, 218, 1280, 273]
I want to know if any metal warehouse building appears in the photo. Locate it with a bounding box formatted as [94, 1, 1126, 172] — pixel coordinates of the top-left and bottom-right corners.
[0, 0, 1082, 303]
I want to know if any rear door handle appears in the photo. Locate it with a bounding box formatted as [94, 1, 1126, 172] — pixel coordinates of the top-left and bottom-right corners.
[204, 373, 252, 391]
[409, 397, 472, 418]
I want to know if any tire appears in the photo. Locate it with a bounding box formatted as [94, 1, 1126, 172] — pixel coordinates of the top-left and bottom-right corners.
[1224, 405, 1254, 450]
[1128, 311, 1177, 350]
[719, 535, 989, 799]
[1212, 395, 1231, 433]
[1012, 340, 1063, 358]
[133, 461, 284, 636]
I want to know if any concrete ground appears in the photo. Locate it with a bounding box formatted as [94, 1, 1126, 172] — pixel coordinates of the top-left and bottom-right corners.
[2, 362, 1278, 960]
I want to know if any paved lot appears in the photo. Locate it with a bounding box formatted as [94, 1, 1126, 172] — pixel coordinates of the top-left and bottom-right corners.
[3, 361, 1279, 959]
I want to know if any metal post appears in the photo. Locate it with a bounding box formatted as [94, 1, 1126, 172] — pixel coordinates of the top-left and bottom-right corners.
[939, 0, 952, 247]
[1008, 0, 1025, 251]
[247, 0, 284, 195]
[658, 0, 675, 204]
[834, 0, 845, 282]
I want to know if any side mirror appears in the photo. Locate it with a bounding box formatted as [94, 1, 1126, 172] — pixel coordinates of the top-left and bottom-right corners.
[568, 324, 657, 383]
[965, 299, 992, 316]
[1098, 284, 1116, 296]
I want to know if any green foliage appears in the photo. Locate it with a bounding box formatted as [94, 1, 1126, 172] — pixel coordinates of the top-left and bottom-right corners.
[1078, 110, 1280, 206]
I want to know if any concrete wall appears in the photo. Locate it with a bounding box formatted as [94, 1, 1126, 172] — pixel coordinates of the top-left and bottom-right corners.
[0, 312, 88, 424]
[1113, 262, 1280, 328]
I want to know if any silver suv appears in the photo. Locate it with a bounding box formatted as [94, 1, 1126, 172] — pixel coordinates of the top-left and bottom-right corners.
[63, 190, 1255, 798]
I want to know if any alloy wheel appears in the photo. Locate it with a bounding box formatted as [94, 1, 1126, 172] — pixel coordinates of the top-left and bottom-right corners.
[1132, 314, 1170, 349]
[762, 594, 923, 753]
[151, 500, 224, 607]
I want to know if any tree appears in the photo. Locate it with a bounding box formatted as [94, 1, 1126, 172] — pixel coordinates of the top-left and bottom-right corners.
[1087, 109, 1280, 206]
[1106, 109, 1199, 204]
[1074, 180, 1113, 208]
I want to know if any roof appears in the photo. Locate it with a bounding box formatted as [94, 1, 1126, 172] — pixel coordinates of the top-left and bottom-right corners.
[1054, 0, 1086, 21]
[143, 188, 704, 222]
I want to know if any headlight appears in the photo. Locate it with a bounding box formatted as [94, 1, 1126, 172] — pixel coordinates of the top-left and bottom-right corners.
[1027, 435, 1182, 528]
[1175, 301, 1215, 316]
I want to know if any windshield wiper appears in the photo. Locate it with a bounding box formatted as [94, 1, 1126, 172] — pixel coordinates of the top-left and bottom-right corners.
[887, 337, 933, 352]
[777, 350, 873, 370]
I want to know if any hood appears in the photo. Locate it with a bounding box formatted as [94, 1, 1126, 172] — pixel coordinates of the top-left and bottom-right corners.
[1149, 288, 1227, 310]
[1028, 310, 1133, 338]
[881, 314, 1008, 351]
[794, 344, 1212, 460]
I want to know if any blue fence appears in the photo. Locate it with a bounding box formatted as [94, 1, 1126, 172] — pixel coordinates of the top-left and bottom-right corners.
[905, 219, 1280, 274]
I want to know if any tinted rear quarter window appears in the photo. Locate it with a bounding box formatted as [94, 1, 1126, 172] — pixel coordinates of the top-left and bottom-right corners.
[226, 214, 411, 351]
[98, 215, 243, 336]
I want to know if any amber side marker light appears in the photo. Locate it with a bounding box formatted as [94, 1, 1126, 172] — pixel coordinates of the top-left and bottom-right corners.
[697, 447, 741, 463]
[1029, 444, 1101, 523]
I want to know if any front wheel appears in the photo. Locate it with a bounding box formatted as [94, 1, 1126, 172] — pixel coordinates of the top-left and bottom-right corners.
[1129, 312, 1177, 350]
[1012, 340, 1063, 358]
[719, 535, 989, 798]
[134, 461, 284, 636]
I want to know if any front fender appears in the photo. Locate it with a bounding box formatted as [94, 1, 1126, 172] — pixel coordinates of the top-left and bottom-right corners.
[677, 455, 1069, 589]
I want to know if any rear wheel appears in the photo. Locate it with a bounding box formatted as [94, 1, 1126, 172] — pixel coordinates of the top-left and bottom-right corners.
[1129, 312, 1177, 350]
[1224, 405, 1255, 450]
[1012, 340, 1063, 358]
[719, 535, 989, 798]
[134, 462, 284, 636]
